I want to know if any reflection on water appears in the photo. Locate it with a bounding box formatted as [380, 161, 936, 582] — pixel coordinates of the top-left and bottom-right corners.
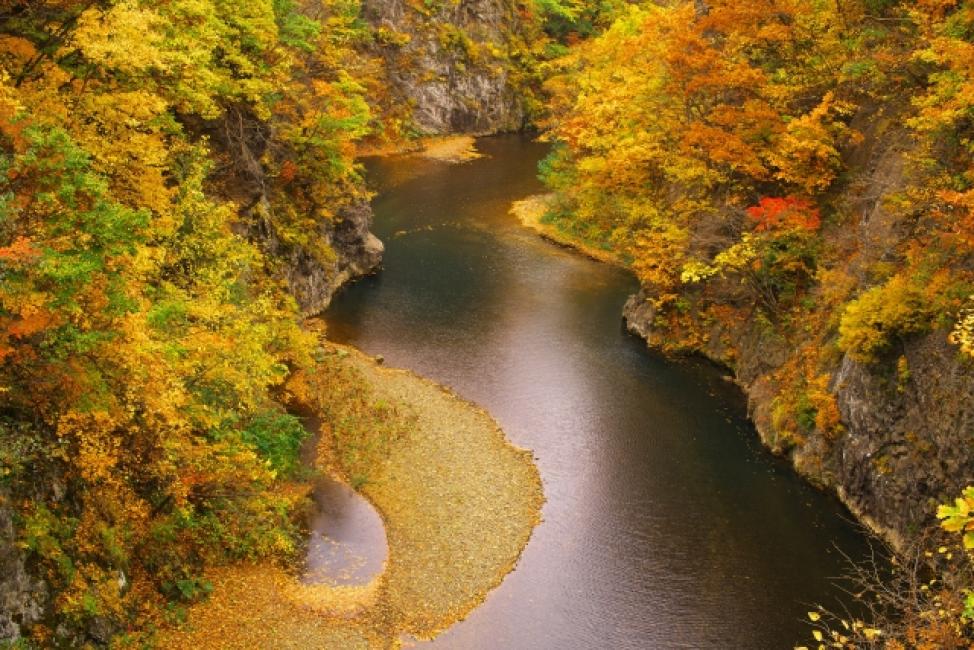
[300, 411, 387, 586]
[303, 476, 387, 586]
[326, 134, 869, 648]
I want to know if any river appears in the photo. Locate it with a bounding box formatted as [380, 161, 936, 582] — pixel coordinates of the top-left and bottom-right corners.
[326, 134, 871, 648]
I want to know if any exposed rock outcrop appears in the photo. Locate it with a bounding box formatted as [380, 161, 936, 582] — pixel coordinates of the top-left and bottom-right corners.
[828, 334, 974, 549]
[249, 198, 384, 315]
[626, 287, 974, 549]
[362, 0, 525, 135]
[0, 494, 46, 643]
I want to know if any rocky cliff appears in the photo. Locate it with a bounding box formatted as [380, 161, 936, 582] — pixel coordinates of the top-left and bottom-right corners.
[248, 0, 532, 312]
[363, 0, 525, 135]
[829, 333, 974, 548]
[625, 294, 974, 550]
[196, 105, 385, 316]
[0, 493, 46, 642]
[248, 198, 384, 315]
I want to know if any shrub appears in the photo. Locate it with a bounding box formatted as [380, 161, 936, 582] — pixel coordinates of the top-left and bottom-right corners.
[240, 412, 310, 479]
[838, 275, 934, 363]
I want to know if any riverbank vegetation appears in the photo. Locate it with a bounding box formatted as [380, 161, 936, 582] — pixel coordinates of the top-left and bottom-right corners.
[510, 193, 626, 265]
[533, 0, 974, 645]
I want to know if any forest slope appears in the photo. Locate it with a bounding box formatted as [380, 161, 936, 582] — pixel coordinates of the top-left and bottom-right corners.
[540, 0, 974, 550]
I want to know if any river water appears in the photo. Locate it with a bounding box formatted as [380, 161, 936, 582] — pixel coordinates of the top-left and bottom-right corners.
[326, 135, 870, 648]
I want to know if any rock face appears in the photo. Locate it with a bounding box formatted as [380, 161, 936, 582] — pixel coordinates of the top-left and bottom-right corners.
[362, 0, 525, 135]
[622, 115, 974, 549]
[626, 289, 974, 549]
[250, 198, 384, 315]
[829, 334, 974, 548]
[0, 496, 46, 643]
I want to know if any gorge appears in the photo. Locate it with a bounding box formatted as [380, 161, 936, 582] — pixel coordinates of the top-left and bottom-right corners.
[3, 0, 974, 647]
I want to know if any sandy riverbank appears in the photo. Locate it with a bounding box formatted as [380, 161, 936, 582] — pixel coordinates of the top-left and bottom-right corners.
[158, 345, 542, 648]
[510, 193, 627, 267]
[358, 135, 483, 164]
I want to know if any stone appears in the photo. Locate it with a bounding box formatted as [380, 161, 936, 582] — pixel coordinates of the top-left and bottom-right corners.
[363, 0, 525, 136]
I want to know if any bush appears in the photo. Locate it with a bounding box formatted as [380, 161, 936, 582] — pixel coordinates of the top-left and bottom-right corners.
[838, 275, 933, 363]
[240, 412, 310, 479]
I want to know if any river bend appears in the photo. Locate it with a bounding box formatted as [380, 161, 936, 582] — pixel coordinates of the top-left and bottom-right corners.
[326, 135, 869, 649]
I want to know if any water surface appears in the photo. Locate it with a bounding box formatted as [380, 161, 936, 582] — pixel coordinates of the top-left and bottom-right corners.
[326, 135, 869, 648]
[303, 477, 386, 586]
[299, 413, 388, 586]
